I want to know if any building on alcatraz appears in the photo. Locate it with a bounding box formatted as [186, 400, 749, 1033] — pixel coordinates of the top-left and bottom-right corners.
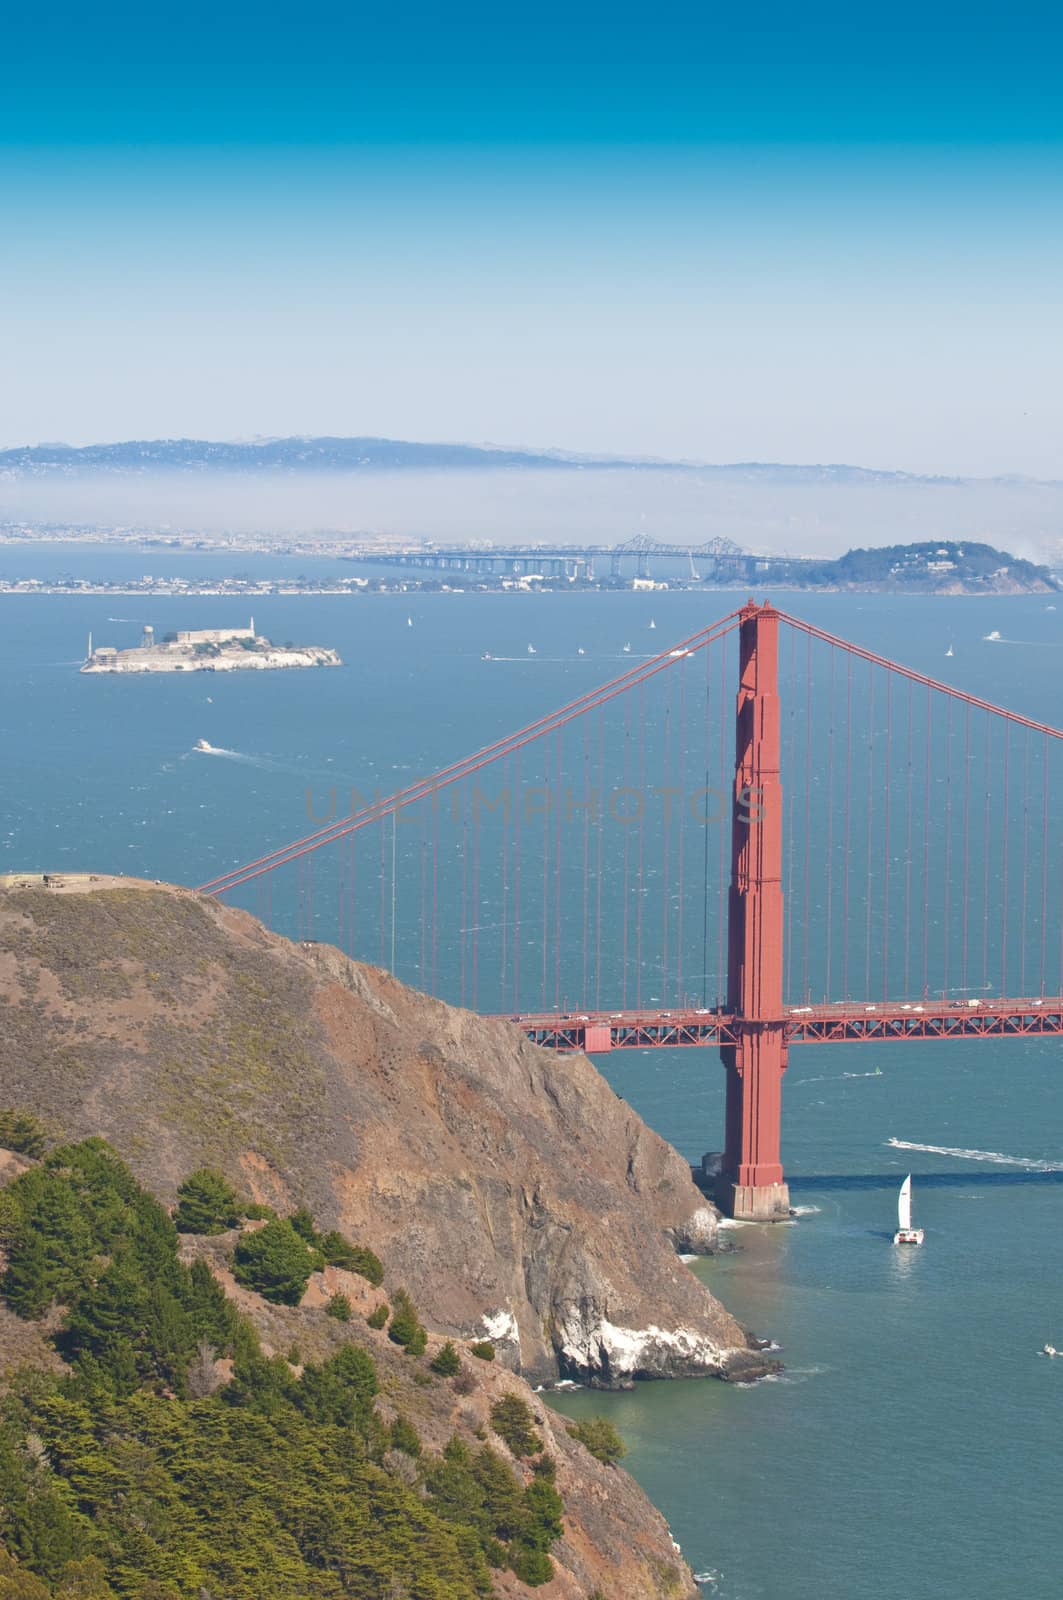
[174, 618, 257, 645]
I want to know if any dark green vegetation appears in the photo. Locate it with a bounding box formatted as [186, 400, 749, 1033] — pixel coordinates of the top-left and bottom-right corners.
[173, 1168, 240, 1235]
[430, 1341, 461, 1377]
[387, 1290, 428, 1357]
[470, 1342, 495, 1362]
[0, 1142, 564, 1597]
[0, 1113, 47, 1161]
[763, 539, 1057, 593]
[489, 1397, 542, 1459]
[566, 1416, 627, 1466]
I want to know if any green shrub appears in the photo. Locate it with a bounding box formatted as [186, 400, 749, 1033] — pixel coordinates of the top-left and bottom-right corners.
[174, 1168, 240, 1235]
[470, 1341, 495, 1361]
[367, 1302, 389, 1330]
[0, 1108, 48, 1158]
[289, 1206, 318, 1243]
[388, 1289, 428, 1354]
[390, 1415, 422, 1457]
[321, 1233, 385, 1285]
[232, 1219, 317, 1305]
[566, 1415, 626, 1465]
[490, 1395, 542, 1458]
[241, 1202, 277, 1221]
[326, 1292, 351, 1321]
[430, 1340, 461, 1376]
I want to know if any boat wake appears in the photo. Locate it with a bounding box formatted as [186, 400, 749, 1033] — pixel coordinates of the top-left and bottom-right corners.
[790, 1204, 822, 1216]
[887, 1137, 1063, 1171]
[189, 742, 291, 771]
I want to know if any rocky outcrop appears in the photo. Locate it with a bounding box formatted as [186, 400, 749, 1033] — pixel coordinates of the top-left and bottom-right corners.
[0, 875, 773, 1387]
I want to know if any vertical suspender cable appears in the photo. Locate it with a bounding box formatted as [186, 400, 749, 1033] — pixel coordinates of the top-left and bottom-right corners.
[922, 686, 932, 998]
[825, 648, 835, 1000]
[865, 662, 875, 999]
[1040, 732, 1049, 995]
[541, 742, 549, 1011]
[596, 707, 605, 1011]
[623, 692, 631, 1009]
[943, 703, 954, 994]
[785, 625, 797, 1000]
[390, 811, 397, 978]
[882, 671, 892, 999]
[676, 660, 687, 1006]
[662, 674, 671, 1004]
[702, 639, 713, 1007]
[843, 654, 852, 1000]
[637, 681, 646, 1010]
[554, 727, 562, 1013]
[803, 632, 813, 1002]
[718, 631, 728, 1006]
[904, 680, 914, 999]
[1001, 724, 1010, 994]
[961, 706, 971, 994]
[1020, 729, 1030, 997]
[472, 782, 479, 1009]
[512, 748, 521, 1011]
[982, 716, 991, 994]
[460, 803, 468, 1008]
[500, 756, 508, 1002]
[582, 719, 590, 1008]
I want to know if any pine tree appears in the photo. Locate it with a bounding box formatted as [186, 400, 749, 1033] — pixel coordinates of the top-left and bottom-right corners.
[2, 1231, 50, 1319]
[430, 1341, 462, 1377]
[174, 1169, 240, 1236]
[232, 1220, 316, 1305]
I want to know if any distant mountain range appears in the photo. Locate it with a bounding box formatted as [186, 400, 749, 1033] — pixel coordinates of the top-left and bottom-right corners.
[0, 435, 1048, 486]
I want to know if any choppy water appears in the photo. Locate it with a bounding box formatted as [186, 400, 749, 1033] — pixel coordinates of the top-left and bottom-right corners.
[3, 548, 1062, 1599]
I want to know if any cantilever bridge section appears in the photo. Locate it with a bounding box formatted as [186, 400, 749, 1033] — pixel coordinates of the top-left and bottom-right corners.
[198, 598, 1063, 1223]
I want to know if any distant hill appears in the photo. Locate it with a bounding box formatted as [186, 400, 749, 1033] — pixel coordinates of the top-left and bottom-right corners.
[0, 434, 1031, 485]
[760, 539, 1059, 594]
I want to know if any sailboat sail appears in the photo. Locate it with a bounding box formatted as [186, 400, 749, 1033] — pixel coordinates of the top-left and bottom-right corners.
[898, 1175, 913, 1232]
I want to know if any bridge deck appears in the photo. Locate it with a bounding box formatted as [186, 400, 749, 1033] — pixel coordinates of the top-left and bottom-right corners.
[499, 999, 1063, 1052]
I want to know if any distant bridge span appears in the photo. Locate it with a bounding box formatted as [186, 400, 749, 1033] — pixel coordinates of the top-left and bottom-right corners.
[342, 533, 770, 579]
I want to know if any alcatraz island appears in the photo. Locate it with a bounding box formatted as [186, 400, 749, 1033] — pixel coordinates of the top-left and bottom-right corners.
[81, 619, 342, 673]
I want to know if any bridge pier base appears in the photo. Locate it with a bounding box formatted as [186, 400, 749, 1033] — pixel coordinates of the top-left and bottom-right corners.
[715, 1178, 791, 1222]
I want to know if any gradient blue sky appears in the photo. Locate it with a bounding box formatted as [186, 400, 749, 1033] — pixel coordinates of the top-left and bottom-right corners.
[2, 1, 1060, 475]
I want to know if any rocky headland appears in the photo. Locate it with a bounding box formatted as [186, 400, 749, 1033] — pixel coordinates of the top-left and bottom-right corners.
[0, 874, 769, 1389]
[0, 873, 778, 1597]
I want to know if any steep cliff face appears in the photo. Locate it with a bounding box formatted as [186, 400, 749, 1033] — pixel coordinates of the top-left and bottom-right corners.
[0, 875, 767, 1386]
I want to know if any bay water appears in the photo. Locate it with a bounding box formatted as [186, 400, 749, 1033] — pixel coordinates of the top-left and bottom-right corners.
[2, 547, 1061, 1598]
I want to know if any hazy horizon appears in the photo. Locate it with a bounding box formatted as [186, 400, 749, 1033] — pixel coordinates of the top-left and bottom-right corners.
[4, 468, 1062, 563]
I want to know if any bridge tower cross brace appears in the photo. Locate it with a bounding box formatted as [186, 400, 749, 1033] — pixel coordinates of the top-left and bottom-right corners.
[716, 601, 792, 1220]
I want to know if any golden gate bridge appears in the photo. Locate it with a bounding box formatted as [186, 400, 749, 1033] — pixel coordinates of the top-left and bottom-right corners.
[197, 602, 1063, 1220]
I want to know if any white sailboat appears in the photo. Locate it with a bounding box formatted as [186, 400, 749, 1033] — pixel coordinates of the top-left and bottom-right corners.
[622, 641, 632, 654]
[649, 618, 656, 629]
[945, 644, 954, 658]
[577, 646, 586, 656]
[893, 1174, 924, 1245]
[527, 644, 537, 655]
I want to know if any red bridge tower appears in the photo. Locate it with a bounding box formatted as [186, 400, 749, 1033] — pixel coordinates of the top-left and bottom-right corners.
[717, 601, 791, 1220]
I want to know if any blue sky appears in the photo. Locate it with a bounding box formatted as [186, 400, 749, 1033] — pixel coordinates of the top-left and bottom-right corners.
[1, 1, 1060, 475]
